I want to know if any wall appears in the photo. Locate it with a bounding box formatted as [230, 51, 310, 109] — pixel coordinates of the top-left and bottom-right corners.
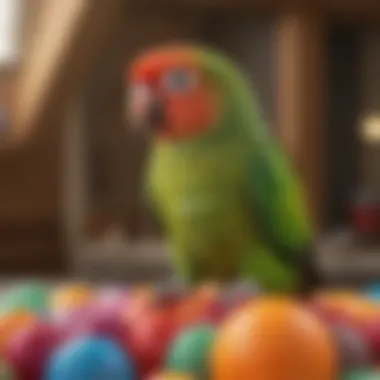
[0, 0, 63, 274]
[360, 28, 380, 193]
[325, 25, 361, 228]
[203, 15, 275, 125]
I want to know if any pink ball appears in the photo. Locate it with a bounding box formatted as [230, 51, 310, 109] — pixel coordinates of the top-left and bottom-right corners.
[60, 305, 131, 351]
[56, 305, 93, 336]
[328, 320, 372, 370]
[93, 290, 129, 315]
[305, 301, 348, 324]
[360, 317, 380, 363]
[5, 321, 60, 380]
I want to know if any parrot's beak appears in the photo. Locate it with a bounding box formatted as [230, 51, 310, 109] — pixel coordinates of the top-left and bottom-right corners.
[127, 85, 165, 132]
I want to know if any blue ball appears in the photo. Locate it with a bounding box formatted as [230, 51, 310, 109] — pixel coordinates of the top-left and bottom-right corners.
[45, 337, 135, 380]
[365, 283, 380, 302]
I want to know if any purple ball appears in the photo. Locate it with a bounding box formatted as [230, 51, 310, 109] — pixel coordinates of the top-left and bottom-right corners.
[328, 321, 372, 371]
[5, 321, 60, 380]
[94, 288, 129, 314]
[59, 304, 130, 351]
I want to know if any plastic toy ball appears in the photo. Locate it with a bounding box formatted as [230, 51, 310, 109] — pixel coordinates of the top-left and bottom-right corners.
[211, 296, 338, 380]
[365, 283, 380, 303]
[343, 369, 380, 380]
[0, 357, 15, 379]
[166, 325, 216, 380]
[45, 337, 135, 380]
[313, 291, 378, 326]
[95, 287, 129, 313]
[128, 304, 180, 377]
[0, 310, 37, 352]
[327, 321, 372, 371]
[359, 316, 380, 363]
[5, 321, 60, 380]
[49, 284, 94, 319]
[59, 305, 131, 352]
[148, 372, 194, 380]
[0, 282, 49, 316]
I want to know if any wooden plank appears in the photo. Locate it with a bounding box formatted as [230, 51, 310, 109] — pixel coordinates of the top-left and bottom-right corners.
[127, 0, 380, 14]
[275, 12, 326, 228]
[11, 0, 124, 144]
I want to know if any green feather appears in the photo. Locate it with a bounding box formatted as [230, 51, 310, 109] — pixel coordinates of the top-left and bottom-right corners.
[142, 45, 314, 291]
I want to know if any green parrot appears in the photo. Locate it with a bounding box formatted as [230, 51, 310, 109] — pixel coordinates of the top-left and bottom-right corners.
[127, 44, 319, 292]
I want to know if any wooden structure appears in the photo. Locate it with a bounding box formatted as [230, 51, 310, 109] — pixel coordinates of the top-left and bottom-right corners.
[0, 0, 379, 276]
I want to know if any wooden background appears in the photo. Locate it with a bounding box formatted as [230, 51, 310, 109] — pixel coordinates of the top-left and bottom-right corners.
[0, 0, 379, 275]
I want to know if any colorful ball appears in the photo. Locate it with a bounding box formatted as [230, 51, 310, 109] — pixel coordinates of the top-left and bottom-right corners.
[211, 296, 338, 380]
[328, 321, 372, 371]
[313, 291, 378, 326]
[0, 310, 37, 352]
[359, 316, 380, 363]
[96, 286, 129, 313]
[0, 282, 49, 316]
[49, 284, 94, 319]
[5, 321, 60, 380]
[200, 297, 230, 325]
[166, 325, 216, 380]
[123, 286, 155, 327]
[0, 356, 15, 379]
[60, 305, 131, 351]
[148, 372, 194, 380]
[342, 369, 380, 380]
[365, 283, 380, 303]
[45, 337, 135, 380]
[128, 305, 180, 377]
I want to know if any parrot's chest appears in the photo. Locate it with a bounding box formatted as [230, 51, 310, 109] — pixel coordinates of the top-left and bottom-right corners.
[150, 148, 247, 227]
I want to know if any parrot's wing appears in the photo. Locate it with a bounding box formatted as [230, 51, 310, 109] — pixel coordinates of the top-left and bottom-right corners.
[247, 142, 315, 264]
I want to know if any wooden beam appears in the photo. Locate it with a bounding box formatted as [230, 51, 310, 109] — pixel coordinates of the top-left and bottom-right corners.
[11, 0, 124, 145]
[127, 0, 380, 15]
[275, 12, 326, 228]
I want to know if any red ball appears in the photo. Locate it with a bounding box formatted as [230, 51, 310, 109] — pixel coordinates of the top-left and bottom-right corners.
[200, 298, 230, 325]
[128, 305, 180, 377]
[4, 321, 60, 380]
[359, 316, 380, 363]
[60, 305, 131, 352]
[305, 300, 350, 324]
[56, 305, 92, 336]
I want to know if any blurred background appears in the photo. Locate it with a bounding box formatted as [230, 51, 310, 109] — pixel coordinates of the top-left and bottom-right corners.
[0, 0, 379, 284]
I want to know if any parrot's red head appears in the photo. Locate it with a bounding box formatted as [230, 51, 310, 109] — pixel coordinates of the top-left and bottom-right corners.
[127, 45, 221, 141]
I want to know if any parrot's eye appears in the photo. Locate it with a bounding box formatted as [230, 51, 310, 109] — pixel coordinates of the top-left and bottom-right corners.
[161, 69, 198, 93]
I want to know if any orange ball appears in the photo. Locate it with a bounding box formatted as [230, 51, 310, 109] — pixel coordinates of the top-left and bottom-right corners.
[175, 296, 207, 327]
[175, 283, 220, 327]
[0, 310, 37, 352]
[50, 284, 94, 316]
[211, 296, 338, 380]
